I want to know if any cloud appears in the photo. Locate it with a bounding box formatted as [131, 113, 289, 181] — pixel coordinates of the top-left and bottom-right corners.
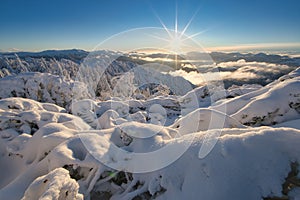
[5, 48, 23, 52]
[218, 59, 290, 77]
[168, 70, 205, 85]
[168, 70, 231, 85]
[169, 59, 292, 86]
[207, 42, 300, 52]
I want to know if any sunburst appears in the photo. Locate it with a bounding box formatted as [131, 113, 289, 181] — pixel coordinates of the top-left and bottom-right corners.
[150, 4, 207, 69]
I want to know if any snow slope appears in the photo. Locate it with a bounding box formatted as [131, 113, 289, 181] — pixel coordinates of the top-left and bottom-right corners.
[0, 98, 300, 199]
[212, 67, 300, 126]
[0, 60, 299, 200]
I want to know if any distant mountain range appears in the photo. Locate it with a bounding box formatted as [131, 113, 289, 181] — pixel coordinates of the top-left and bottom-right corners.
[0, 49, 89, 63]
[1, 49, 300, 66]
[1, 49, 300, 92]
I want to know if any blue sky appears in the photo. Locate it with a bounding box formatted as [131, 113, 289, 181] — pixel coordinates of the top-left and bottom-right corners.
[0, 0, 299, 52]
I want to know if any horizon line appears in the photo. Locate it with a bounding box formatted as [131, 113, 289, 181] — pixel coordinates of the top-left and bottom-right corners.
[1, 42, 300, 54]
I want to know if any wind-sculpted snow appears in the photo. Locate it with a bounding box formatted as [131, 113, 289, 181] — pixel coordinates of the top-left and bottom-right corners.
[226, 84, 263, 97]
[22, 168, 83, 200]
[212, 67, 300, 126]
[0, 98, 90, 199]
[170, 108, 246, 134]
[0, 61, 300, 199]
[0, 98, 300, 199]
[278, 67, 300, 82]
[231, 77, 300, 125]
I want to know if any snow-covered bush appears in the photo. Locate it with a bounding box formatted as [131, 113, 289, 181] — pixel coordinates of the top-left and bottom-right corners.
[0, 73, 90, 108]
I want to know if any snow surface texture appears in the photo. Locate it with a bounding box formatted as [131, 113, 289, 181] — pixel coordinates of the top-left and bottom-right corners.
[0, 100, 300, 199]
[0, 66, 300, 199]
[212, 68, 300, 126]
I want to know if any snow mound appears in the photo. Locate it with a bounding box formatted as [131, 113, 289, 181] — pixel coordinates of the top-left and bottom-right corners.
[230, 77, 300, 125]
[274, 119, 300, 129]
[0, 97, 300, 200]
[1, 64, 300, 200]
[171, 108, 246, 134]
[211, 68, 300, 126]
[0, 98, 90, 199]
[73, 96, 182, 128]
[152, 127, 300, 200]
[278, 67, 300, 82]
[22, 168, 83, 200]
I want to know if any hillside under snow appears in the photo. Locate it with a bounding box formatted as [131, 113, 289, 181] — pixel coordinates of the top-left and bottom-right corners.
[0, 52, 300, 200]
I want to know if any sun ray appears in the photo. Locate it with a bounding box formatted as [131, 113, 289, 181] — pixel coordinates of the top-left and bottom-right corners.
[181, 29, 209, 42]
[180, 6, 201, 38]
[151, 8, 174, 39]
[149, 2, 207, 55]
[175, 2, 178, 34]
[146, 34, 171, 42]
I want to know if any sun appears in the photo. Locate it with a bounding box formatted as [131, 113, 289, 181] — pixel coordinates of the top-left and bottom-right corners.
[151, 5, 206, 55]
[169, 32, 183, 54]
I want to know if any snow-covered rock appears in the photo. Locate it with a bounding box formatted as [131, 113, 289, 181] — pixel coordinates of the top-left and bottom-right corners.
[211, 67, 300, 126]
[0, 54, 300, 200]
[22, 168, 83, 200]
[0, 91, 299, 200]
[227, 84, 263, 97]
[0, 98, 90, 199]
[231, 77, 300, 125]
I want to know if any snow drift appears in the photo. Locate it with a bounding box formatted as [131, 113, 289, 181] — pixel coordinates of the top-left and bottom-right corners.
[0, 61, 299, 200]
